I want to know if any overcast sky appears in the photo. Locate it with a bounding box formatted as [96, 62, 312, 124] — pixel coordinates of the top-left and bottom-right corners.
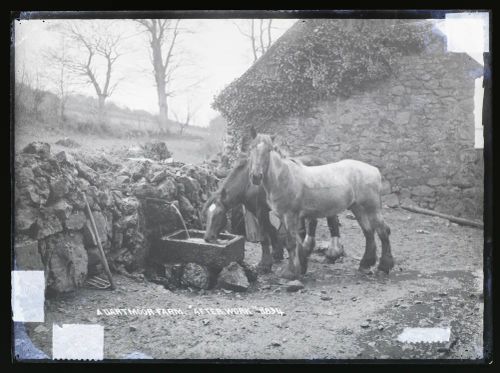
[14, 13, 489, 128]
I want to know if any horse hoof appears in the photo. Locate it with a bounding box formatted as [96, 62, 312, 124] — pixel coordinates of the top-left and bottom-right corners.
[359, 256, 377, 269]
[326, 243, 344, 263]
[256, 263, 272, 274]
[358, 266, 374, 275]
[280, 268, 298, 280]
[326, 254, 342, 264]
[377, 256, 394, 274]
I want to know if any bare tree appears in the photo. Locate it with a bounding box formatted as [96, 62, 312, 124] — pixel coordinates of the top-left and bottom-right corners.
[30, 69, 46, 121]
[172, 102, 197, 136]
[43, 34, 73, 128]
[234, 19, 274, 62]
[135, 19, 182, 134]
[14, 60, 29, 118]
[60, 21, 124, 131]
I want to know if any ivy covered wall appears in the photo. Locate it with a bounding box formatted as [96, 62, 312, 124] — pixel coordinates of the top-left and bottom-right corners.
[212, 19, 483, 219]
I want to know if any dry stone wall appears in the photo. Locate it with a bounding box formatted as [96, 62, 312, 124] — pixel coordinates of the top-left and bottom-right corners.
[14, 142, 219, 295]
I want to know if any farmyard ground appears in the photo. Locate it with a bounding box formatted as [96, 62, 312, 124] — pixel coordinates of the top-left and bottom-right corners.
[24, 207, 484, 360]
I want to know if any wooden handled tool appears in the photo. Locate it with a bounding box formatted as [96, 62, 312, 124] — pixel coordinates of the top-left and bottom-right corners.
[83, 193, 116, 290]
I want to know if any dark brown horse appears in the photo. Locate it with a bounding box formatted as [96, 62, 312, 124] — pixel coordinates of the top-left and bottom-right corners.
[203, 154, 344, 273]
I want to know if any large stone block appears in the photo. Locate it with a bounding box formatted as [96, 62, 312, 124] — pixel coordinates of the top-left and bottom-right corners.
[14, 239, 44, 270]
[411, 185, 435, 197]
[50, 177, 71, 200]
[35, 210, 63, 239]
[427, 177, 447, 187]
[65, 211, 87, 231]
[394, 111, 411, 125]
[217, 262, 249, 292]
[16, 205, 38, 232]
[157, 178, 178, 200]
[45, 232, 88, 293]
[83, 211, 108, 247]
[51, 199, 73, 221]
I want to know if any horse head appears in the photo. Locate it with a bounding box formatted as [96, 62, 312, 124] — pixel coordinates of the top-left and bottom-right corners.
[248, 127, 276, 185]
[203, 188, 228, 243]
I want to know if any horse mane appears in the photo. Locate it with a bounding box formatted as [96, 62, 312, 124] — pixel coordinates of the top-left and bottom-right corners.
[202, 193, 220, 214]
[203, 156, 250, 214]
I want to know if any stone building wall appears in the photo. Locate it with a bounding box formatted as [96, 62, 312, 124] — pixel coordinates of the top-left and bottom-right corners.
[225, 52, 483, 219]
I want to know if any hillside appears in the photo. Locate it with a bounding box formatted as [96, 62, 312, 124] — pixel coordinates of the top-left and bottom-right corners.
[14, 83, 210, 139]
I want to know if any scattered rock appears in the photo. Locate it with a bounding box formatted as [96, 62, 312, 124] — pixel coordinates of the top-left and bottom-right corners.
[55, 138, 81, 148]
[361, 321, 370, 328]
[416, 229, 430, 234]
[382, 193, 400, 208]
[55, 151, 76, 165]
[129, 326, 137, 332]
[180, 263, 212, 290]
[150, 170, 167, 184]
[23, 142, 51, 158]
[217, 262, 249, 292]
[76, 162, 99, 185]
[140, 142, 172, 161]
[286, 280, 305, 292]
[320, 295, 333, 301]
[240, 262, 258, 283]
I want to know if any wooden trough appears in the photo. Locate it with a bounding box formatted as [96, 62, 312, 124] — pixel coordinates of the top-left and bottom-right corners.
[153, 229, 245, 270]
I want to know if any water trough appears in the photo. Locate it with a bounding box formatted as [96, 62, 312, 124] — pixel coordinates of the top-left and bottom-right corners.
[153, 229, 245, 270]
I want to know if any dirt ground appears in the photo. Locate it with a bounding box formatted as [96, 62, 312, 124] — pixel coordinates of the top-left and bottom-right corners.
[23, 207, 484, 360]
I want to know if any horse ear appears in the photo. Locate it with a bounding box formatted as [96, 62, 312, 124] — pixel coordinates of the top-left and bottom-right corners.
[250, 126, 257, 139]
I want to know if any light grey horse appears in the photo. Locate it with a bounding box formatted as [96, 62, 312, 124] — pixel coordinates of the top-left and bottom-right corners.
[247, 129, 394, 279]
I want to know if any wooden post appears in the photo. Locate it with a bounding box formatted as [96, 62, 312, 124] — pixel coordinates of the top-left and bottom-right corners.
[400, 204, 483, 229]
[83, 193, 116, 290]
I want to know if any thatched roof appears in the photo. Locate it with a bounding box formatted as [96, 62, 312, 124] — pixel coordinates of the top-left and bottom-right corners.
[212, 19, 482, 128]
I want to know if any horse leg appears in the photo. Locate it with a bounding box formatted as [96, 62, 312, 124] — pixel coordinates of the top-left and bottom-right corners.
[303, 218, 317, 257]
[350, 204, 377, 272]
[256, 210, 273, 273]
[265, 213, 284, 262]
[280, 213, 303, 280]
[372, 212, 394, 273]
[325, 215, 345, 263]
